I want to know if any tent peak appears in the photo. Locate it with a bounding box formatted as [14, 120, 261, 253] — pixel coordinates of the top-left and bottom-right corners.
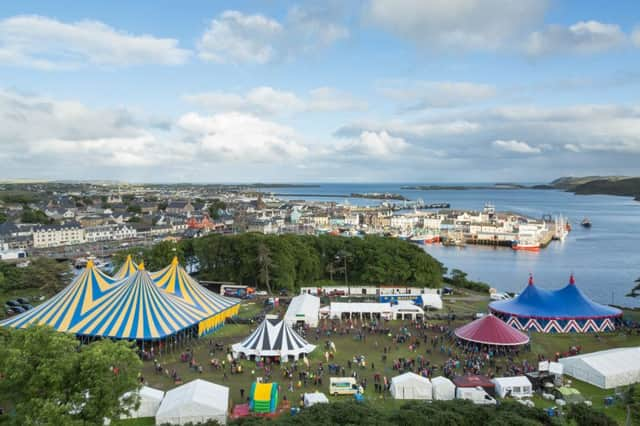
[138, 261, 145, 271]
[171, 256, 179, 266]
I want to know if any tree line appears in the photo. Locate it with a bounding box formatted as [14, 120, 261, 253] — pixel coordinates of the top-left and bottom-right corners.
[113, 234, 445, 291]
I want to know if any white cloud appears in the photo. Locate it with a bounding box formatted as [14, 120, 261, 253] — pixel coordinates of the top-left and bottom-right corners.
[526, 21, 626, 55]
[0, 15, 190, 69]
[198, 11, 282, 64]
[564, 144, 581, 153]
[287, 4, 349, 48]
[364, 0, 546, 50]
[198, 7, 349, 64]
[380, 80, 496, 109]
[632, 27, 640, 47]
[338, 131, 409, 158]
[492, 139, 542, 154]
[177, 112, 308, 162]
[183, 86, 365, 115]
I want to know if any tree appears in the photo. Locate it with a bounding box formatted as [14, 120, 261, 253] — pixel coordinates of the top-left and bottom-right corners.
[208, 199, 227, 220]
[0, 210, 7, 224]
[256, 242, 273, 295]
[20, 207, 51, 224]
[0, 327, 142, 425]
[626, 277, 640, 298]
[567, 403, 617, 426]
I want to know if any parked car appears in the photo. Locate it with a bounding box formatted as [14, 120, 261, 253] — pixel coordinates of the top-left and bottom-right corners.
[20, 304, 34, 310]
[279, 289, 288, 296]
[255, 290, 268, 296]
[5, 308, 15, 316]
[5, 300, 19, 307]
[12, 306, 26, 314]
[16, 297, 30, 304]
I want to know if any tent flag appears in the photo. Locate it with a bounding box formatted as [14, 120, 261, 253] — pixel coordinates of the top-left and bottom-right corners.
[114, 254, 138, 280]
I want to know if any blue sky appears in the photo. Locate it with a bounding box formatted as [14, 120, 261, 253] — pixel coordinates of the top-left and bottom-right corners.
[1, 0, 640, 182]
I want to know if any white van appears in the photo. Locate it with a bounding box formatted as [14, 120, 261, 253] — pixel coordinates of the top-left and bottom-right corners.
[456, 387, 497, 405]
[329, 377, 359, 396]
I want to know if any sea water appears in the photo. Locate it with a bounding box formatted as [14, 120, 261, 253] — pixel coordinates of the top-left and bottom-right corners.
[264, 183, 640, 308]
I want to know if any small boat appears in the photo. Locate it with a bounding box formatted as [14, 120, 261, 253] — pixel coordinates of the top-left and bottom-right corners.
[512, 240, 540, 252]
[581, 218, 592, 228]
[410, 233, 441, 244]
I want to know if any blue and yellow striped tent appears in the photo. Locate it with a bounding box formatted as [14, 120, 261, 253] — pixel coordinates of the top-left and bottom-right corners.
[152, 257, 240, 335]
[113, 254, 138, 279]
[0, 260, 119, 332]
[70, 263, 206, 340]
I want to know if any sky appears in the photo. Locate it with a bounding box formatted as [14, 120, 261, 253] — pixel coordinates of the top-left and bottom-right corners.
[1, 0, 640, 183]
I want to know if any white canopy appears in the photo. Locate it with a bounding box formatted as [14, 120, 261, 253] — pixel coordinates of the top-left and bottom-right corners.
[303, 392, 329, 407]
[285, 294, 320, 327]
[121, 386, 164, 419]
[559, 347, 640, 389]
[491, 376, 533, 398]
[329, 302, 393, 319]
[431, 376, 456, 401]
[420, 293, 443, 310]
[390, 372, 432, 400]
[232, 318, 316, 361]
[155, 379, 229, 425]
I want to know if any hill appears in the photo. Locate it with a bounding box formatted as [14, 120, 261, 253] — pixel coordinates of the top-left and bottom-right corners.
[547, 176, 640, 201]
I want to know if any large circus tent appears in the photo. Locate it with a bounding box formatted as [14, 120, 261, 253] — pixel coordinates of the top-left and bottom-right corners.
[232, 318, 316, 361]
[454, 314, 529, 346]
[0, 257, 239, 343]
[489, 275, 622, 333]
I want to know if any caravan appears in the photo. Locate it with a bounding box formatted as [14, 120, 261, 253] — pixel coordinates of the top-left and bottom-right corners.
[329, 377, 359, 396]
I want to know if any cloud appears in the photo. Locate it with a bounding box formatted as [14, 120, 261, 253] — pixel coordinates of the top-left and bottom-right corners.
[177, 112, 308, 162]
[183, 86, 366, 115]
[632, 27, 640, 47]
[337, 131, 409, 158]
[197, 11, 282, 64]
[379, 80, 496, 109]
[492, 139, 542, 154]
[198, 7, 349, 64]
[364, 0, 547, 50]
[526, 21, 626, 55]
[0, 15, 190, 69]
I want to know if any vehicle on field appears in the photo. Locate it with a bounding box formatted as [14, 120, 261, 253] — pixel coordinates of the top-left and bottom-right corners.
[329, 377, 359, 396]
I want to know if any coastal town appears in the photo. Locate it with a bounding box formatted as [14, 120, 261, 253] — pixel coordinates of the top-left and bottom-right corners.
[0, 182, 569, 263]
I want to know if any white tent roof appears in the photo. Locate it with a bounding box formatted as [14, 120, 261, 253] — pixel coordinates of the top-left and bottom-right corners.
[420, 293, 443, 309]
[431, 376, 456, 401]
[121, 386, 164, 419]
[390, 372, 432, 400]
[559, 347, 640, 389]
[285, 294, 320, 324]
[232, 318, 316, 359]
[491, 376, 532, 388]
[155, 379, 229, 425]
[303, 392, 329, 407]
[330, 302, 393, 314]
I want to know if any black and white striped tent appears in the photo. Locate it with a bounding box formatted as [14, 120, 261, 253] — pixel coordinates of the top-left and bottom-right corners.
[232, 318, 316, 361]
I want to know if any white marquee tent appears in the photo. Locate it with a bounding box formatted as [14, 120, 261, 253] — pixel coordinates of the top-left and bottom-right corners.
[285, 294, 320, 327]
[491, 376, 533, 398]
[121, 386, 164, 419]
[559, 347, 640, 389]
[303, 392, 329, 407]
[390, 372, 432, 400]
[431, 376, 456, 401]
[328, 302, 393, 320]
[155, 379, 229, 425]
[232, 318, 316, 361]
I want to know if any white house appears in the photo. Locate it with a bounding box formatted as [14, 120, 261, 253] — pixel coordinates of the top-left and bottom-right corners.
[32, 222, 85, 248]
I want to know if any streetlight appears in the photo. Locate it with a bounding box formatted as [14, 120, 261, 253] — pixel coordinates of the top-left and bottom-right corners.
[335, 250, 351, 296]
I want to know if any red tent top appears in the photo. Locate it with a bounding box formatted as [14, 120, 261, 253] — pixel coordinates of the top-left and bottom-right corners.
[454, 314, 529, 346]
[452, 375, 495, 388]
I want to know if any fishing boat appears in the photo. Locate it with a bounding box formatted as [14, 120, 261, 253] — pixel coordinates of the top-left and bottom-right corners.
[581, 218, 592, 228]
[410, 232, 441, 244]
[511, 240, 540, 252]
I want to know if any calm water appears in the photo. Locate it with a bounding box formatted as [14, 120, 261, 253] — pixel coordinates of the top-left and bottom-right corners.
[263, 184, 640, 308]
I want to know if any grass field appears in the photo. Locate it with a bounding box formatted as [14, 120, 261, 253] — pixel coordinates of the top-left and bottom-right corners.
[139, 296, 640, 425]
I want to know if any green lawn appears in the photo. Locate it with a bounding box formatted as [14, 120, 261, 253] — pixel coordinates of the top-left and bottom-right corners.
[112, 418, 154, 426]
[140, 299, 640, 425]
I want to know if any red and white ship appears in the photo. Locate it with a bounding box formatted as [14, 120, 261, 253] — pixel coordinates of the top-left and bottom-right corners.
[410, 233, 441, 244]
[511, 240, 540, 252]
